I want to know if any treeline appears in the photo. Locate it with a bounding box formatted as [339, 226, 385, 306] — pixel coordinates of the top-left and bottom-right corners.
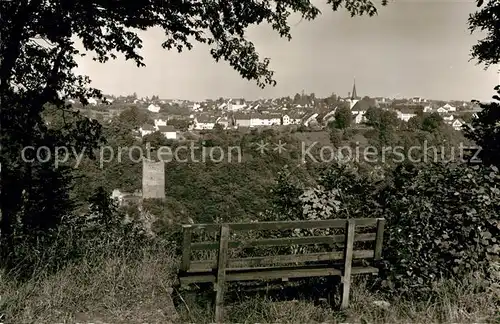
[62, 104, 471, 226]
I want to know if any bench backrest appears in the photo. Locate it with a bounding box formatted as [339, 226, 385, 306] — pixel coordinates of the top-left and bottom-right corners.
[180, 218, 385, 273]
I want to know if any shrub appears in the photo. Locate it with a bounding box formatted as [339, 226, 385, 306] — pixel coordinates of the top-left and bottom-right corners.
[1, 187, 151, 279]
[269, 163, 384, 221]
[267, 162, 500, 298]
[379, 163, 500, 297]
[329, 129, 343, 147]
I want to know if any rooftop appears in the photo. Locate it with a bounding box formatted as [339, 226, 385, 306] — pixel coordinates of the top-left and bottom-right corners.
[141, 124, 156, 131]
[158, 125, 176, 132]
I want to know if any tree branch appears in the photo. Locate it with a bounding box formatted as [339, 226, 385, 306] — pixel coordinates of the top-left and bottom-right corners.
[0, 0, 43, 91]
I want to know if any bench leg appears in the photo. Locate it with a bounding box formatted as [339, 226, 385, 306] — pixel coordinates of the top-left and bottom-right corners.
[214, 283, 226, 322]
[340, 275, 351, 309]
[341, 220, 355, 309]
[214, 225, 229, 323]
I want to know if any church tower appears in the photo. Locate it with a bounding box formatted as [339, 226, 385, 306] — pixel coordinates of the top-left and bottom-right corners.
[351, 79, 357, 100]
[348, 78, 359, 109]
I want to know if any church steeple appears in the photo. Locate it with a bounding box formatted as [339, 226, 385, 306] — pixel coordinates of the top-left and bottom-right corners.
[351, 78, 357, 100]
[348, 78, 359, 110]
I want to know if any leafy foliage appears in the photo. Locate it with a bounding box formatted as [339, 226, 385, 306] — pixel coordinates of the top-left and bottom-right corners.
[468, 0, 500, 67]
[268, 163, 385, 224]
[364, 107, 400, 145]
[2, 186, 150, 277]
[408, 112, 444, 133]
[332, 106, 352, 130]
[380, 163, 500, 296]
[116, 106, 152, 130]
[268, 161, 500, 297]
[464, 1, 500, 169]
[422, 112, 445, 133]
[168, 118, 192, 132]
[463, 86, 500, 167]
[143, 131, 171, 148]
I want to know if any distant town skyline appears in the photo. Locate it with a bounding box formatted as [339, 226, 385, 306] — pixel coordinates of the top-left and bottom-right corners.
[75, 0, 498, 103]
[100, 90, 478, 103]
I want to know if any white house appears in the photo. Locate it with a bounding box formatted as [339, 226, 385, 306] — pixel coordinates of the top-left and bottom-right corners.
[282, 114, 291, 125]
[251, 114, 281, 126]
[157, 125, 177, 139]
[352, 111, 366, 124]
[193, 116, 217, 130]
[438, 103, 456, 113]
[351, 101, 371, 124]
[147, 104, 161, 113]
[451, 119, 464, 131]
[227, 99, 247, 111]
[139, 124, 155, 137]
[303, 113, 319, 127]
[444, 103, 456, 112]
[397, 108, 417, 122]
[410, 96, 426, 103]
[234, 114, 252, 127]
[154, 119, 168, 128]
[233, 113, 281, 127]
[282, 113, 302, 126]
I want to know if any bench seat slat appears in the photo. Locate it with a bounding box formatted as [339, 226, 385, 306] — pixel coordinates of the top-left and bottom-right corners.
[189, 250, 375, 271]
[179, 265, 379, 285]
[191, 233, 376, 250]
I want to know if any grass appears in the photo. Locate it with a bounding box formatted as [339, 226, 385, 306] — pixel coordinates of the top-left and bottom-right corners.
[177, 274, 498, 323]
[1, 245, 498, 324]
[0, 246, 179, 324]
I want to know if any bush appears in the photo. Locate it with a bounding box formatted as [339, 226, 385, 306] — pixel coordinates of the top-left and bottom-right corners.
[268, 162, 500, 298]
[379, 163, 500, 297]
[269, 163, 384, 222]
[329, 129, 343, 147]
[1, 187, 151, 279]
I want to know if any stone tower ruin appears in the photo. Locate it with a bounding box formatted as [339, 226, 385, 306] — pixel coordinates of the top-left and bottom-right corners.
[142, 159, 165, 199]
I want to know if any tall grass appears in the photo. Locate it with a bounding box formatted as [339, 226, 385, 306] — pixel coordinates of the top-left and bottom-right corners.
[0, 242, 179, 324]
[178, 274, 498, 323]
[1, 242, 498, 323]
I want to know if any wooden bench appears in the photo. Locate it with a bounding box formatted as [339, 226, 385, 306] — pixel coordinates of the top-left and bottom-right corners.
[177, 217, 385, 323]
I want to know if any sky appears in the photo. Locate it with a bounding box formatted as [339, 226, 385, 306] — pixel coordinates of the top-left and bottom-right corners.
[75, 0, 499, 102]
